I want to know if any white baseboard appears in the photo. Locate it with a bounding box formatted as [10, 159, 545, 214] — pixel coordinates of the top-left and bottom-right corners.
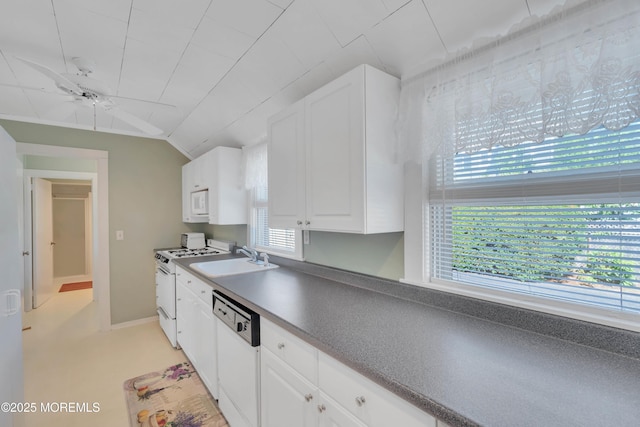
[111, 315, 159, 330]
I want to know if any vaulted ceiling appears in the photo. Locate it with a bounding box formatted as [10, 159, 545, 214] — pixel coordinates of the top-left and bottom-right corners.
[0, 0, 578, 158]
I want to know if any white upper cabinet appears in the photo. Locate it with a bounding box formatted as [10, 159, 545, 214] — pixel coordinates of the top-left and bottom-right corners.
[267, 100, 306, 229]
[268, 64, 403, 234]
[182, 146, 247, 224]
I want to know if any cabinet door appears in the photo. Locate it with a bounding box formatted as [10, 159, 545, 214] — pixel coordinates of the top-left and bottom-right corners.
[261, 348, 318, 427]
[194, 299, 218, 398]
[176, 282, 194, 360]
[319, 353, 435, 427]
[305, 67, 365, 232]
[268, 100, 306, 230]
[318, 392, 367, 427]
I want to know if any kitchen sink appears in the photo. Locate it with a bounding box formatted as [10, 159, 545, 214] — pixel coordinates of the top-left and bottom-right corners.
[191, 258, 278, 278]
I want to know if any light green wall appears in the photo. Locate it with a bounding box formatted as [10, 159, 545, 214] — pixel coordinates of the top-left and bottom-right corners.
[201, 225, 404, 280]
[200, 224, 248, 247]
[2, 119, 196, 324]
[25, 155, 97, 172]
[304, 231, 404, 280]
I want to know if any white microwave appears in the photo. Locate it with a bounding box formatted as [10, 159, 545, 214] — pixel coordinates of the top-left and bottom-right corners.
[190, 190, 209, 216]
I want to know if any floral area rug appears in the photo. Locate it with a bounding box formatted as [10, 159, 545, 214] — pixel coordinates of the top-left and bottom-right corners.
[124, 362, 228, 427]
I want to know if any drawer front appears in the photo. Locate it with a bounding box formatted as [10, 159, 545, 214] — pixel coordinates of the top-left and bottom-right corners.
[177, 268, 212, 307]
[190, 277, 213, 307]
[319, 353, 435, 427]
[261, 318, 318, 384]
[175, 267, 193, 286]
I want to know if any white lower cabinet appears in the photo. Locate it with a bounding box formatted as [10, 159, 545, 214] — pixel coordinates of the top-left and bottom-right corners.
[260, 318, 436, 427]
[175, 267, 218, 398]
[318, 392, 367, 427]
[319, 353, 435, 427]
[261, 348, 317, 427]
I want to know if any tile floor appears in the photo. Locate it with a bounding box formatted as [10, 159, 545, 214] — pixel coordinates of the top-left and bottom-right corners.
[21, 288, 185, 427]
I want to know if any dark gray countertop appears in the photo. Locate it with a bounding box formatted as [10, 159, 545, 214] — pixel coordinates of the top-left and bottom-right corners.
[174, 255, 640, 427]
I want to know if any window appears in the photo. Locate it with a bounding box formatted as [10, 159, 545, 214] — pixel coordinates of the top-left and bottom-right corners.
[429, 123, 640, 313]
[243, 143, 302, 259]
[396, 1, 640, 327]
[249, 185, 301, 258]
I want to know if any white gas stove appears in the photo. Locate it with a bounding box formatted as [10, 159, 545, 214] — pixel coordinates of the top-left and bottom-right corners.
[155, 238, 233, 348]
[155, 241, 232, 273]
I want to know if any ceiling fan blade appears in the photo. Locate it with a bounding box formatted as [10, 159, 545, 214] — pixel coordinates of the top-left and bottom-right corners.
[43, 101, 80, 121]
[16, 57, 83, 96]
[101, 105, 164, 136]
[0, 82, 47, 91]
[108, 94, 177, 109]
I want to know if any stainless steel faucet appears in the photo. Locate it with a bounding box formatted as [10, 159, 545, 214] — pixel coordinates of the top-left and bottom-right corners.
[260, 252, 269, 266]
[236, 245, 258, 262]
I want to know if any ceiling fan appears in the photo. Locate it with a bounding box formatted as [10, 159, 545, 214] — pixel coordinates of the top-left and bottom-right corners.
[16, 57, 170, 136]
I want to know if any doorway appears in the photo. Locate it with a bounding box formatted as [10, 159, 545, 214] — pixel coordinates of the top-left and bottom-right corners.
[17, 143, 111, 331]
[25, 173, 96, 310]
[30, 178, 94, 308]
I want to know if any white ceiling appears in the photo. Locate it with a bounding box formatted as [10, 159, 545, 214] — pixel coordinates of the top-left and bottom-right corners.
[0, 0, 578, 159]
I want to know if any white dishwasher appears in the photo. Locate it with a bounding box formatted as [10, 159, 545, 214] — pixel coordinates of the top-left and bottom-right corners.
[214, 290, 261, 427]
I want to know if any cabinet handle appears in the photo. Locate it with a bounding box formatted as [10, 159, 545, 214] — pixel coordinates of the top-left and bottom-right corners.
[177, 298, 182, 301]
[317, 404, 326, 413]
[201, 290, 206, 294]
[187, 280, 191, 284]
[277, 343, 285, 349]
[305, 220, 310, 226]
[355, 396, 366, 407]
[304, 393, 313, 402]
[297, 220, 302, 226]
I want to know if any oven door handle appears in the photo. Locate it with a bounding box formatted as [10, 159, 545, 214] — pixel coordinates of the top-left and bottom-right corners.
[156, 266, 170, 275]
[157, 306, 170, 320]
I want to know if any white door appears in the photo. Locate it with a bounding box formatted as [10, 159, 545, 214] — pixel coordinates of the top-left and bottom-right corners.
[32, 177, 55, 308]
[0, 125, 24, 426]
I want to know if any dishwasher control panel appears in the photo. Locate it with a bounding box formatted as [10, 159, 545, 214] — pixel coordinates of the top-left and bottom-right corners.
[213, 290, 260, 346]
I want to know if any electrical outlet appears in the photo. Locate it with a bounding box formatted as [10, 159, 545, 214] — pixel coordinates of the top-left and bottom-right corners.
[116, 230, 124, 240]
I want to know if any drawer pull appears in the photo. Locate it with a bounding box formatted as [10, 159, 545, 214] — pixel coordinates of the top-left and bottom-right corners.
[277, 342, 285, 349]
[355, 396, 366, 407]
[201, 290, 206, 294]
[317, 404, 326, 413]
[304, 393, 313, 402]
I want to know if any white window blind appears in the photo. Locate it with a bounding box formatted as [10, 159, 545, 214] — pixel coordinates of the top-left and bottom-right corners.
[429, 122, 640, 313]
[250, 186, 298, 256]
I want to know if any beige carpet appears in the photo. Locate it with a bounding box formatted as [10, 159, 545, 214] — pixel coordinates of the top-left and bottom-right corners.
[124, 362, 228, 427]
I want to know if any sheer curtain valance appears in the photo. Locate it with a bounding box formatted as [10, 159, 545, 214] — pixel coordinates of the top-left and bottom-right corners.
[242, 141, 268, 190]
[398, 0, 640, 161]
